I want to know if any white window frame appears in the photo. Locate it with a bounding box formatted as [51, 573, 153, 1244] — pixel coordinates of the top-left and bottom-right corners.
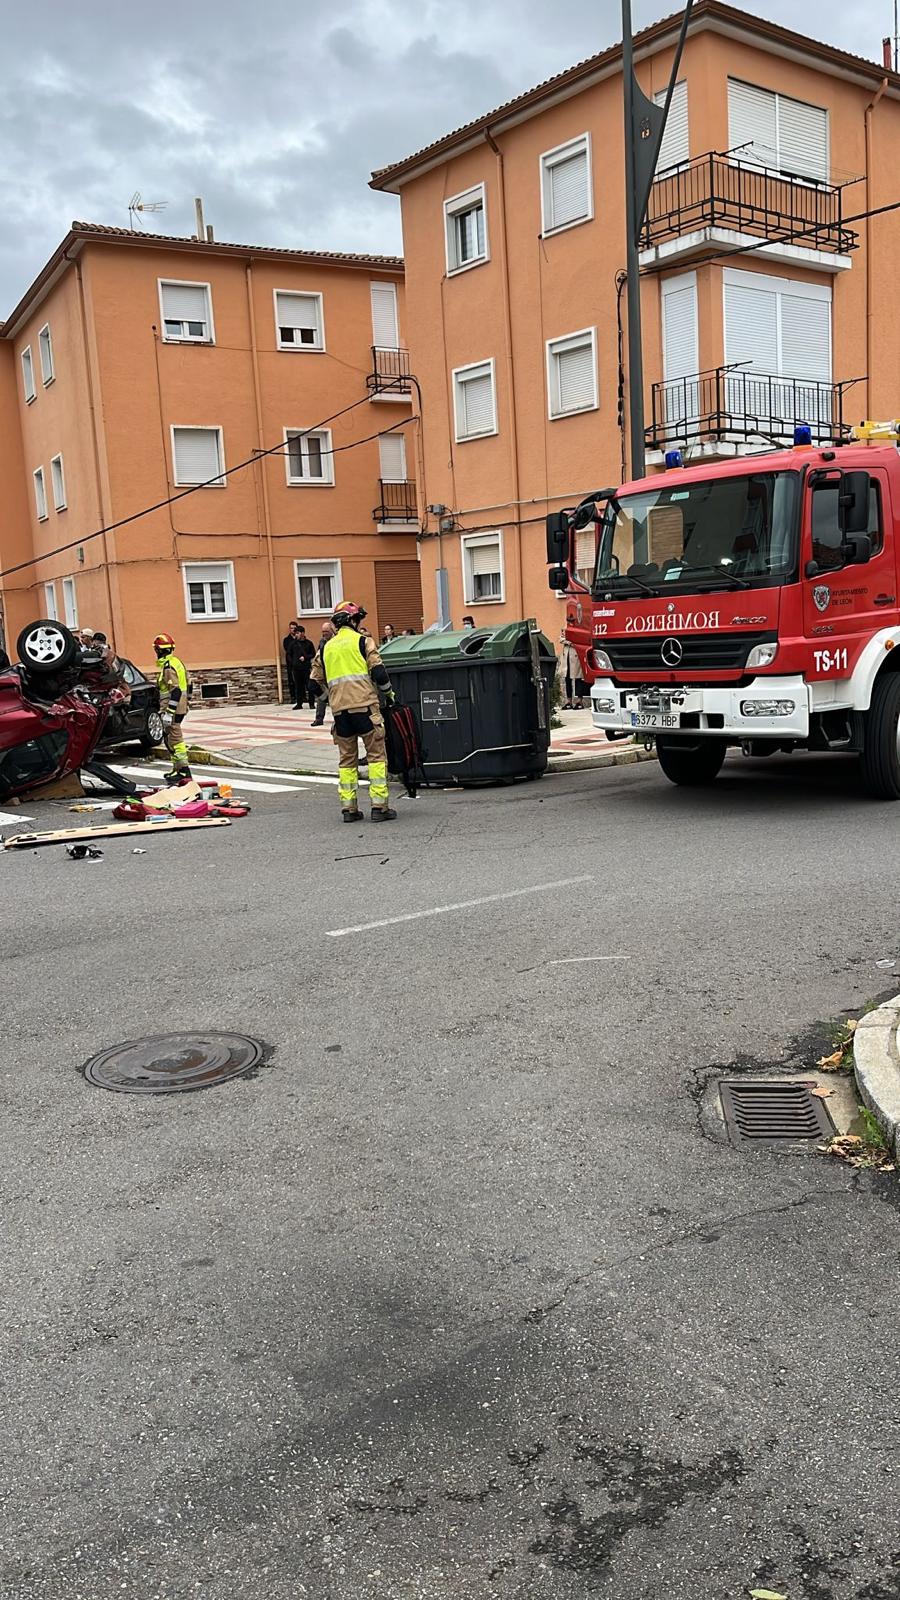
[283, 427, 335, 486]
[33, 466, 48, 521]
[62, 576, 78, 628]
[21, 345, 35, 403]
[444, 183, 489, 275]
[540, 133, 593, 237]
[170, 425, 226, 487]
[50, 453, 67, 511]
[546, 327, 599, 419]
[43, 581, 58, 619]
[452, 358, 498, 442]
[182, 560, 238, 622]
[274, 289, 325, 353]
[158, 279, 215, 344]
[38, 324, 54, 385]
[294, 559, 343, 616]
[461, 530, 505, 606]
[727, 79, 830, 186]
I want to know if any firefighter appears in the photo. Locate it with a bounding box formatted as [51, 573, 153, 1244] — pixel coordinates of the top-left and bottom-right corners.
[153, 632, 191, 780]
[310, 601, 396, 822]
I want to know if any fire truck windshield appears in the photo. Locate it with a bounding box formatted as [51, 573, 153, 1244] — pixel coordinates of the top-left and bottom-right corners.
[594, 471, 800, 596]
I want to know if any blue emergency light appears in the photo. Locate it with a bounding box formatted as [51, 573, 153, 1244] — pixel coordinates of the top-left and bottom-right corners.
[793, 423, 812, 446]
[665, 449, 684, 468]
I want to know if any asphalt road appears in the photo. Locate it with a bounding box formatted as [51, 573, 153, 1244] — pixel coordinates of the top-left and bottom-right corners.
[2, 752, 900, 1600]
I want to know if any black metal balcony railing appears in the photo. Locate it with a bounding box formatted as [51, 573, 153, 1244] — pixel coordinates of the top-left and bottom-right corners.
[642, 152, 857, 256]
[367, 346, 413, 397]
[374, 479, 417, 524]
[646, 365, 849, 449]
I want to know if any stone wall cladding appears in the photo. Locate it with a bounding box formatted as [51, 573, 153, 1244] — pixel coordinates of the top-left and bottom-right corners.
[188, 665, 280, 707]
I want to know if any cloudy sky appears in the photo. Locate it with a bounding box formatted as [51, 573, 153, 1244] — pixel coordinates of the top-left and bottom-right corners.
[0, 0, 886, 313]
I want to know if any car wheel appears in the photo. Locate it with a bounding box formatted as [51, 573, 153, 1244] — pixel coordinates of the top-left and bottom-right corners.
[860, 672, 900, 799]
[16, 618, 79, 675]
[140, 709, 165, 753]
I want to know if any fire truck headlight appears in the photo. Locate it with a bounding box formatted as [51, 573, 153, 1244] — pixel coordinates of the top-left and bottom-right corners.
[593, 697, 616, 713]
[591, 648, 613, 672]
[740, 699, 796, 717]
[746, 642, 778, 669]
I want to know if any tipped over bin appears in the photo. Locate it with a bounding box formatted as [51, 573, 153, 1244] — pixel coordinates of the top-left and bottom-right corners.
[380, 620, 556, 786]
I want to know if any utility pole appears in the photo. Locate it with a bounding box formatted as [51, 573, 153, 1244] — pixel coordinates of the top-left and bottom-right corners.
[621, 0, 694, 481]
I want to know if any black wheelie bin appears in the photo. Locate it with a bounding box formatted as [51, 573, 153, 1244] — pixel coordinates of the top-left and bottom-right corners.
[380, 620, 557, 785]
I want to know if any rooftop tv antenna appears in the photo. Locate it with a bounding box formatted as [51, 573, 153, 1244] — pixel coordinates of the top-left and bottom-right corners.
[128, 192, 169, 231]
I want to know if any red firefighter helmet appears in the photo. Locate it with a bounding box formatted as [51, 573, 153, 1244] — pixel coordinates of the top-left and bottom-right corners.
[153, 632, 175, 654]
[331, 601, 367, 628]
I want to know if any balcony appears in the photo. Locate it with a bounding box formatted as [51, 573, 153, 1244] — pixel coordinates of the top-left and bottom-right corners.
[640, 153, 857, 270]
[368, 346, 413, 399]
[646, 365, 853, 454]
[374, 479, 418, 526]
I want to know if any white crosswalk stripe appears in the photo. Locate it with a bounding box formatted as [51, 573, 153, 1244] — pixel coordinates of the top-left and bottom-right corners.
[110, 764, 311, 795]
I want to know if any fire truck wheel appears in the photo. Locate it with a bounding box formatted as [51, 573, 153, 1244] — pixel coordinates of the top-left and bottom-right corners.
[655, 735, 726, 787]
[860, 672, 900, 800]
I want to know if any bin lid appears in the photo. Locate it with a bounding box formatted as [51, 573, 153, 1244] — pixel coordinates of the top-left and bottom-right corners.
[380, 619, 555, 664]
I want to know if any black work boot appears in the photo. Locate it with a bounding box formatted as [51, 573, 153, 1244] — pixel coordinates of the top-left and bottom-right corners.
[342, 808, 364, 823]
[370, 806, 397, 822]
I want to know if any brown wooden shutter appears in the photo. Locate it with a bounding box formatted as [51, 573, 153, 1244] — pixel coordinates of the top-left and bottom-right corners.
[374, 561, 423, 633]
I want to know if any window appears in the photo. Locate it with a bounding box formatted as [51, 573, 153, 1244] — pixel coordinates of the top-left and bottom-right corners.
[728, 79, 829, 184]
[285, 428, 334, 485]
[723, 267, 831, 423]
[43, 581, 57, 619]
[62, 576, 78, 628]
[171, 426, 226, 486]
[182, 561, 237, 621]
[159, 280, 214, 343]
[546, 328, 598, 418]
[295, 560, 342, 614]
[378, 432, 407, 482]
[21, 346, 35, 403]
[453, 359, 497, 441]
[444, 184, 488, 273]
[462, 532, 504, 604]
[275, 291, 324, 351]
[34, 467, 48, 521]
[661, 271, 699, 429]
[50, 454, 66, 511]
[655, 80, 689, 172]
[811, 482, 882, 572]
[370, 281, 399, 348]
[38, 324, 54, 385]
[540, 134, 592, 234]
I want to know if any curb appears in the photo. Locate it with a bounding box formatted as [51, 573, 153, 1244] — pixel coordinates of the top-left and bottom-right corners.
[853, 996, 900, 1159]
[547, 746, 657, 773]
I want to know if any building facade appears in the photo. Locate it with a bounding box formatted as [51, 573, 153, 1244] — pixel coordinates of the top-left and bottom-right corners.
[0, 225, 421, 701]
[371, 0, 900, 637]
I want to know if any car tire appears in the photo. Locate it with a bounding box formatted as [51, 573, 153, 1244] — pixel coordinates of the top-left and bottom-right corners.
[860, 672, 900, 800]
[655, 735, 727, 788]
[16, 618, 79, 675]
[140, 709, 165, 753]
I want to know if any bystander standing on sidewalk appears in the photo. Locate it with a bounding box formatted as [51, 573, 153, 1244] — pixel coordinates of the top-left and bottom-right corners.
[293, 625, 316, 708]
[312, 619, 335, 725]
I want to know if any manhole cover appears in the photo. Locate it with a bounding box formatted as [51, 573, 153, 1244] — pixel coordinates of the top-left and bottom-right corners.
[719, 1079, 835, 1148]
[83, 1032, 265, 1095]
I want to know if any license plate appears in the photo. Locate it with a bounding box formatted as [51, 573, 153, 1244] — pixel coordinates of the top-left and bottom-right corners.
[629, 711, 679, 728]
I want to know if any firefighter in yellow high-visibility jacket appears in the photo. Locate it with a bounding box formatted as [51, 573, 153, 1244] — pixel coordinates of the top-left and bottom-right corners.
[153, 632, 191, 780]
[310, 601, 396, 822]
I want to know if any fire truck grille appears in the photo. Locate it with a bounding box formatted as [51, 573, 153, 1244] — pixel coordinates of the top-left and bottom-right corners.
[606, 631, 776, 672]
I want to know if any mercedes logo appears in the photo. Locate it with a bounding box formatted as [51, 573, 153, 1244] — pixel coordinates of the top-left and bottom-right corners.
[661, 636, 683, 667]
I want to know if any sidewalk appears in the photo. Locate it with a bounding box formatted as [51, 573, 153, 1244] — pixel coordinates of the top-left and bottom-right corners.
[185, 702, 653, 775]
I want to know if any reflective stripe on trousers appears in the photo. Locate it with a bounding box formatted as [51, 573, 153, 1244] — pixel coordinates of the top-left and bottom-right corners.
[367, 761, 388, 805]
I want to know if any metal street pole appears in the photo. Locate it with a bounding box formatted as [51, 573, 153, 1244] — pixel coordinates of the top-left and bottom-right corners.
[622, 0, 645, 481]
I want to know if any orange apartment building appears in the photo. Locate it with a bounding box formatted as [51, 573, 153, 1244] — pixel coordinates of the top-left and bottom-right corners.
[371, 0, 900, 639]
[0, 224, 421, 702]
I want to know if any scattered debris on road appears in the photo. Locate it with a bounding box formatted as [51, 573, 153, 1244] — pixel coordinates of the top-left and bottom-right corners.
[817, 1018, 857, 1072]
[66, 843, 103, 860]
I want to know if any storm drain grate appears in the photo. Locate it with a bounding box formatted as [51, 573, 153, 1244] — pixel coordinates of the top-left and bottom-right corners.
[82, 1032, 265, 1095]
[719, 1079, 835, 1148]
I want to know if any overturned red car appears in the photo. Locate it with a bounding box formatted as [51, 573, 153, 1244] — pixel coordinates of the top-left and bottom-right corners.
[0, 619, 132, 803]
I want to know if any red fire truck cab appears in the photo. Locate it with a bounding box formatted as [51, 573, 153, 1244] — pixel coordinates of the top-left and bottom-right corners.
[548, 429, 900, 797]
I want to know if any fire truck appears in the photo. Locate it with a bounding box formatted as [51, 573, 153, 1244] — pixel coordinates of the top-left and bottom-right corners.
[547, 422, 900, 798]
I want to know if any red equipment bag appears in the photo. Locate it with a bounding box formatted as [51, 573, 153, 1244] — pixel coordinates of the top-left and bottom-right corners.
[383, 700, 423, 798]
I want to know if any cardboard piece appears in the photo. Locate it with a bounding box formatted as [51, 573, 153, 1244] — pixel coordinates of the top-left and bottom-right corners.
[144, 779, 202, 812]
[3, 817, 231, 850]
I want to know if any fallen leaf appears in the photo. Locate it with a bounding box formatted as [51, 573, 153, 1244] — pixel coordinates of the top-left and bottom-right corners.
[750, 1590, 788, 1600]
[810, 1086, 834, 1099]
[817, 1048, 844, 1071]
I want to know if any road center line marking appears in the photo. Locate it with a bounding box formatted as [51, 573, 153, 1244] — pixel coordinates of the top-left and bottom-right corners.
[325, 874, 594, 939]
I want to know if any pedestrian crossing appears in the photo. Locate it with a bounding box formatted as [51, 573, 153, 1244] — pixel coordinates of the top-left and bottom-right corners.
[110, 761, 355, 793]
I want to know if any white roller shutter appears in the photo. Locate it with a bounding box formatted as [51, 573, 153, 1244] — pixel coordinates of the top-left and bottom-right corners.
[276, 292, 321, 342]
[172, 428, 223, 484]
[548, 149, 588, 228]
[724, 278, 778, 372]
[161, 282, 208, 322]
[724, 268, 831, 422]
[655, 80, 688, 172]
[661, 272, 698, 429]
[728, 79, 778, 167]
[778, 94, 828, 183]
[456, 365, 495, 437]
[378, 433, 406, 481]
[370, 282, 399, 347]
[780, 293, 831, 381]
[470, 540, 500, 576]
[551, 335, 596, 415]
